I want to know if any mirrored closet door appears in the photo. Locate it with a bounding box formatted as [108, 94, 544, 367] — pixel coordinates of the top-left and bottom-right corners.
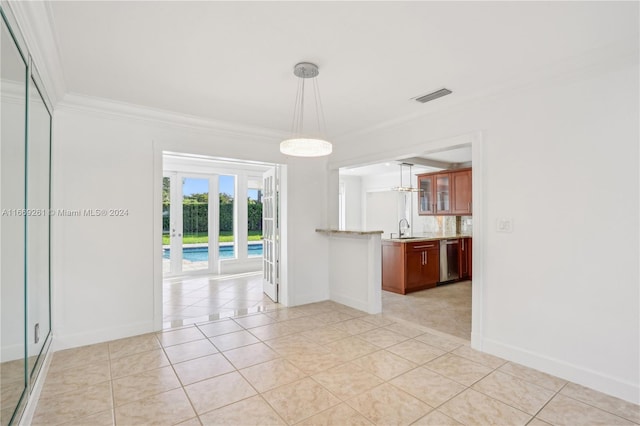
[0, 6, 53, 425]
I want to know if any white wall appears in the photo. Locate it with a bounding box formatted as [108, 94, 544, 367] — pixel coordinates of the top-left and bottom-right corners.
[52, 103, 330, 349]
[331, 61, 640, 403]
[339, 175, 362, 230]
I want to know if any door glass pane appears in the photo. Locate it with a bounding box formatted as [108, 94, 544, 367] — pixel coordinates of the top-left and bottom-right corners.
[219, 175, 235, 259]
[419, 178, 432, 213]
[26, 75, 51, 378]
[182, 177, 209, 272]
[436, 175, 450, 212]
[247, 183, 263, 258]
[162, 176, 171, 274]
[0, 14, 27, 425]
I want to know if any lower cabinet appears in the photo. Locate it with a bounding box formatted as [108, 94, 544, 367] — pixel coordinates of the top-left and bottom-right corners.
[382, 240, 440, 294]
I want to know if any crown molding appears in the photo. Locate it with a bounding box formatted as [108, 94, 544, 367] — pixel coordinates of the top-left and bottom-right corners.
[5, 1, 66, 106]
[58, 92, 288, 142]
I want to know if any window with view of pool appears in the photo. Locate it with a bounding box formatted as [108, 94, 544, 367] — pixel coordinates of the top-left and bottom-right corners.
[163, 242, 263, 261]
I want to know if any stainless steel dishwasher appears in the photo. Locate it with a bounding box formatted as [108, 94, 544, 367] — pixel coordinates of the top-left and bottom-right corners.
[440, 239, 460, 282]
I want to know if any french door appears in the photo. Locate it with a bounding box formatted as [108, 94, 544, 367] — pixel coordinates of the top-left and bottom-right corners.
[163, 173, 219, 276]
[262, 167, 280, 302]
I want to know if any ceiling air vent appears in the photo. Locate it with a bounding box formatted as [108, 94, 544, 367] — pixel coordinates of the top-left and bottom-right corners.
[414, 88, 452, 103]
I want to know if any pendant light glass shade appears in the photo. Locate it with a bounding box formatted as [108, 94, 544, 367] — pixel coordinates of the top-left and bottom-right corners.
[280, 62, 332, 157]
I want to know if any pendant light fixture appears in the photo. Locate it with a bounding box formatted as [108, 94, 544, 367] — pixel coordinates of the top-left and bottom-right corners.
[392, 162, 423, 192]
[280, 62, 332, 157]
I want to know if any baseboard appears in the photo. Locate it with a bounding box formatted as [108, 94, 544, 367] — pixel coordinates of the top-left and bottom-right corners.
[52, 321, 155, 352]
[482, 337, 640, 405]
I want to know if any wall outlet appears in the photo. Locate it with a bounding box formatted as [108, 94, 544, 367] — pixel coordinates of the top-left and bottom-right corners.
[496, 217, 513, 233]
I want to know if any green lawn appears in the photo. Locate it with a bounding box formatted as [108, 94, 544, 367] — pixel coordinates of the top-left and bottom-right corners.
[162, 230, 262, 245]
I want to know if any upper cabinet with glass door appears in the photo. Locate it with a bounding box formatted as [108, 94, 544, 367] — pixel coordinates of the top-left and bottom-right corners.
[418, 168, 472, 216]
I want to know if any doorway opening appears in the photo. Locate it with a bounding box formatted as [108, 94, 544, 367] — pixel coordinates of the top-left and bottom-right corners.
[161, 153, 284, 328]
[336, 133, 481, 343]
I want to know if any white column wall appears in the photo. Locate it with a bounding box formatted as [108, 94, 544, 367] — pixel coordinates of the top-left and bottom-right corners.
[330, 62, 640, 403]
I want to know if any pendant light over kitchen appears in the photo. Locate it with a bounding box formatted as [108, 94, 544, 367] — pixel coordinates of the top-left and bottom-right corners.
[280, 62, 332, 157]
[392, 163, 423, 192]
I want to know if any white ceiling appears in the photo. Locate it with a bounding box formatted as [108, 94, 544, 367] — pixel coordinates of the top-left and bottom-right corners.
[48, 1, 637, 138]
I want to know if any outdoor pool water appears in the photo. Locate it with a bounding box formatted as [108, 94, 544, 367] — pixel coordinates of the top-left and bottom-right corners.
[163, 243, 263, 261]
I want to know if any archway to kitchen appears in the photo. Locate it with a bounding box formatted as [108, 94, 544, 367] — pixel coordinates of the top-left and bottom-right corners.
[159, 152, 285, 328]
[334, 131, 483, 345]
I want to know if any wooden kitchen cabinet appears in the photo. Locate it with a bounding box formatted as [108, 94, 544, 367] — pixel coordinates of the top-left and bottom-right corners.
[417, 168, 471, 216]
[382, 240, 440, 294]
[451, 169, 472, 215]
[459, 237, 472, 279]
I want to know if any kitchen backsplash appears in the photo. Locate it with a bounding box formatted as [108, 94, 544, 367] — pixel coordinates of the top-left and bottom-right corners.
[414, 215, 472, 235]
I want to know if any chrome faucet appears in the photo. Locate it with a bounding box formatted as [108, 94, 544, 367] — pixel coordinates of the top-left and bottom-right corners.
[398, 218, 410, 238]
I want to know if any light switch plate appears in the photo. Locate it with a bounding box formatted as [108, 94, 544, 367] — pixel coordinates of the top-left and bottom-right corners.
[496, 217, 513, 233]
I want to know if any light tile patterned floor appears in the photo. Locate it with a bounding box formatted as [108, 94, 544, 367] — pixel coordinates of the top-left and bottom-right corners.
[33, 300, 640, 425]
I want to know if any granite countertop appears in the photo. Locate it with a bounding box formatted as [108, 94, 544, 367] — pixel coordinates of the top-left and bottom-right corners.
[383, 233, 472, 243]
[315, 228, 384, 235]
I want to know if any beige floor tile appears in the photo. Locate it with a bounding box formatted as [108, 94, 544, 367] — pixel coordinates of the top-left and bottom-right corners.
[59, 409, 114, 426]
[264, 333, 317, 357]
[184, 371, 257, 414]
[40, 361, 110, 396]
[232, 313, 276, 328]
[310, 310, 357, 325]
[115, 388, 196, 426]
[414, 332, 464, 352]
[222, 342, 280, 369]
[357, 328, 409, 348]
[239, 358, 307, 392]
[173, 353, 235, 385]
[48, 343, 110, 372]
[163, 339, 219, 364]
[439, 389, 531, 426]
[386, 340, 445, 365]
[360, 314, 396, 327]
[424, 354, 492, 386]
[351, 350, 417, 381]
[112, 366, 181, 406]
[331, 318, 379, 335]
[297, 403, 373, 425]
[209, 330, 260, 351]
[198, 395, 285, 425]
[264, 308, 312, 321]
[197, 319, 244, 337]
[248, 322, 297, 340]
[312, 364, 384, 400]
[286, 348, 344, 375]
[261, 377, 341, 424]
[108, 333, 161, 359]
[302, 325, 351, 344]
[32, 381, 113, 425]
[528, 419, 553, 426]
[560, 382, 640, 423]
[281, 316, 327, 334]
[497, 362, 567, 392]
[176, 417, 202, 426]
[412, 409, 463, 425]
[347, 383, 432, 425]
[390, 367, 466, 407]
[472, 370, 555, 414]
[451, 345, 506, 369]
[157, 327, 206, 347]
[383, 322, 426, 338]
[537, 393, 635, 426]
[110, 348, 170, 379]
[324, 336, 380, 361]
